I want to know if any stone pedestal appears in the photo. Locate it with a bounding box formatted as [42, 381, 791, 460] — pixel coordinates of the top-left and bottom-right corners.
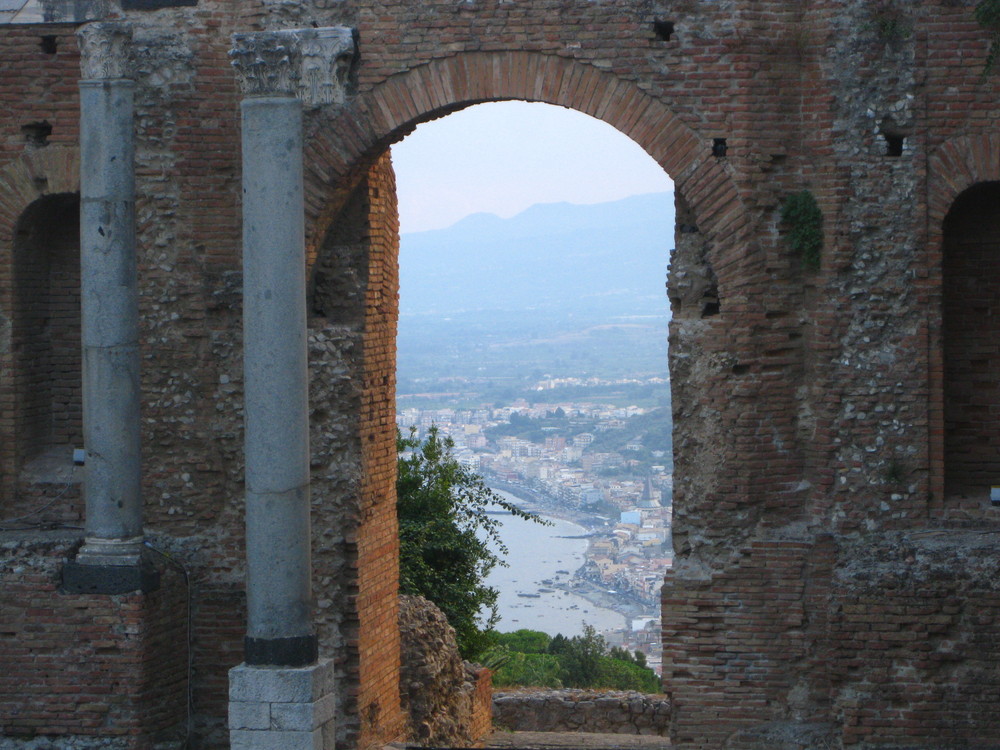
[229, 660, 336, 750]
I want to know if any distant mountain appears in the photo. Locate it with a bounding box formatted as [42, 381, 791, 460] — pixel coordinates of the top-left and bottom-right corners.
[397, 192, 676, 384]
[399, 192, 675, 318]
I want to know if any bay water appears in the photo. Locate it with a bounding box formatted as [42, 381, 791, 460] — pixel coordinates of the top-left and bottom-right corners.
[483, 492, 626, 638]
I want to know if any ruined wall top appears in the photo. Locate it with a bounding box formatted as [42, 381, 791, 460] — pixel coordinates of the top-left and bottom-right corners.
[230, 27, 355, 107]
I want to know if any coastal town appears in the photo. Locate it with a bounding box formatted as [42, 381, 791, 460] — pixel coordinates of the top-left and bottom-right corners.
[396, 388, 673, 673]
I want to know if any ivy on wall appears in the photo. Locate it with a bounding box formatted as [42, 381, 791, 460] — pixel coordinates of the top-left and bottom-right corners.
[976, 0, 1000, 75]
[781, 190, 823, 272]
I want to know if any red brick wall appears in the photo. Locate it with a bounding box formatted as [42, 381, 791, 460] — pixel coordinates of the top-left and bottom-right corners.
[0, 538, 188, 748]
[2, 2, 1000, 748]
[309, 153, 405, 750]
[355, 153, 405, 750]
[662, 539, 837, 746]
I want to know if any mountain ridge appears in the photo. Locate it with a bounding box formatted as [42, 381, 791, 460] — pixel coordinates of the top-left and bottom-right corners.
[400, 191, 675, 317]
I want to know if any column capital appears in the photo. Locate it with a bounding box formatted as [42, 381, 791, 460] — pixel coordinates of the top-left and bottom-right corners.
[77, 21, 133, 81]
[230, 27, 355, 107]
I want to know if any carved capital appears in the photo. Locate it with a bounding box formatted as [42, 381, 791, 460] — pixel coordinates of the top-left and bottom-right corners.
[77, 21, 133, 80]
[230, 27, 355, 107]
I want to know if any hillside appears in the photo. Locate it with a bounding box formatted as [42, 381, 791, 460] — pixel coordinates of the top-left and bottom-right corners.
[397, 192, 675, 386]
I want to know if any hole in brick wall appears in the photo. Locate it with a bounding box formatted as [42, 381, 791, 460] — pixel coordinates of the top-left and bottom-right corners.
[678, 223, 699, 234]
[712, 138, 728, 158]
[885, 133, 904, 157]
[701, 300, 720, 318]
[732, 364, 749, 375]
[40, 35, 58, 54]
[653, 20, 675, 41]
[21, 121, 52, 147]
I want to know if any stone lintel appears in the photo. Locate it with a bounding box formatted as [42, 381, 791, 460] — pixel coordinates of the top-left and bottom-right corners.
[230, 26, 355, 107]
[77, 21, 133, 81]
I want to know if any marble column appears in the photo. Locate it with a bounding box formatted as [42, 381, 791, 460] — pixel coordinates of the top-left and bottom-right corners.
[230, 26, 355, 669]
[228, 28, 354, 750]
[65, 23, 150, 591]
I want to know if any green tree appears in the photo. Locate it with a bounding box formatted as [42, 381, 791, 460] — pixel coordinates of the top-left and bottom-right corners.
[492, 652, 564, 688]
[558, 624, 607, 688]
[396, 426, 546, 657]
[495, 629, 551, 654]
[596, 657, 661, 692]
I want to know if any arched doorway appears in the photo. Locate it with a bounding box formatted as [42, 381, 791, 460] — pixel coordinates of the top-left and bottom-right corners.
[942, 181, 1000, 516]
[301, 50, 751, 750]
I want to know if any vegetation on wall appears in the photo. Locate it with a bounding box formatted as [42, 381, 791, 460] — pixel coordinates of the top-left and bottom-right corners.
[976, 0, 1000, 75]
[780, 190, 824, 272]
[866, 0, 912, 47]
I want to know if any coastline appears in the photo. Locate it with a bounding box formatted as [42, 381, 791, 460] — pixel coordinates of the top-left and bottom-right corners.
[490, 484, 658, 626]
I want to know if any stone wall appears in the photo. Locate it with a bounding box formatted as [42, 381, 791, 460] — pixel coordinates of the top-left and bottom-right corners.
[1, 1, 1000, 748]
[398, 595, 492, 747]
[492, 690, 671, 736]
[0, 534, 188, 748]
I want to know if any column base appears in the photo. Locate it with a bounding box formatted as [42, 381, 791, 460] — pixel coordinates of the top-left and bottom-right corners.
[229, 659, 336, 750]
[75, 535, 144, 566]
[61, 547, 160, 595]
[245, 634, 318, 667]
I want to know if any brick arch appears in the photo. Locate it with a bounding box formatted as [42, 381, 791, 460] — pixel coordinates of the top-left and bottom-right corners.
[301, 50, 756, 750]
[926, 133, 1000, 510]
[304, 50, 751, 291]
[0, 147, 80, 241]
[927, 134, 1000, 234]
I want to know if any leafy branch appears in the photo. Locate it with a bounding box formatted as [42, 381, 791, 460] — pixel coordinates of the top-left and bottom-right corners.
[976, 0, 1000, 76]
[780, 190, 824, 272]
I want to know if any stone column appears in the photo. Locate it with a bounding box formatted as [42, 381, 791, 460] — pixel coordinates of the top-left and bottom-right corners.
[228, 27, 354, 750]
[64, 22, 155, 594]
[237, 34, 314, 667]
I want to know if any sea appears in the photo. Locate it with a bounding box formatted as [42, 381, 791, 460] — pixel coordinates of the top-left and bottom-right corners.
[482, 490, 626, 638]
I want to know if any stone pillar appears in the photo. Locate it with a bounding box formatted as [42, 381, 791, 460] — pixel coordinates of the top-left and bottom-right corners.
[227, 27, 354, 750]
[63, 22, 155, 595]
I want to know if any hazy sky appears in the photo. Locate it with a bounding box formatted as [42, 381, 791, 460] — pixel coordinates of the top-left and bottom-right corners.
[391, 101, 674, 235]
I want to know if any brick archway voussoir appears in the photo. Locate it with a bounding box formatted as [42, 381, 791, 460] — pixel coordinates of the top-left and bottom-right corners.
[0, 147, 80, 242]
[349, 52, 742, 233]
[928, 134, 1000, 231]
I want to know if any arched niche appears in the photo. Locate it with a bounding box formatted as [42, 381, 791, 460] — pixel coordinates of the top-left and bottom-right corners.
[942, 181, 1000, 512]
[10, 192, 82, 481]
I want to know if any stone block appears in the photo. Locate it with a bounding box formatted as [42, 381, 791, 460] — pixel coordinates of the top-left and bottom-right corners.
[228, 700, 271, 730]
[229, 659, 335, 703]
[271, 692, 337, 731]
[230, 728, 323, 750]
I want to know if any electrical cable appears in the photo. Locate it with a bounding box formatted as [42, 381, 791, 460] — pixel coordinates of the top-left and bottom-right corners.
[0, 481, 77, 531]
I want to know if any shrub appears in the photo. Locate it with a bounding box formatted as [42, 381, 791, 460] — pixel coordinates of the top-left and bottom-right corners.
[780, 190, 823, 271]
